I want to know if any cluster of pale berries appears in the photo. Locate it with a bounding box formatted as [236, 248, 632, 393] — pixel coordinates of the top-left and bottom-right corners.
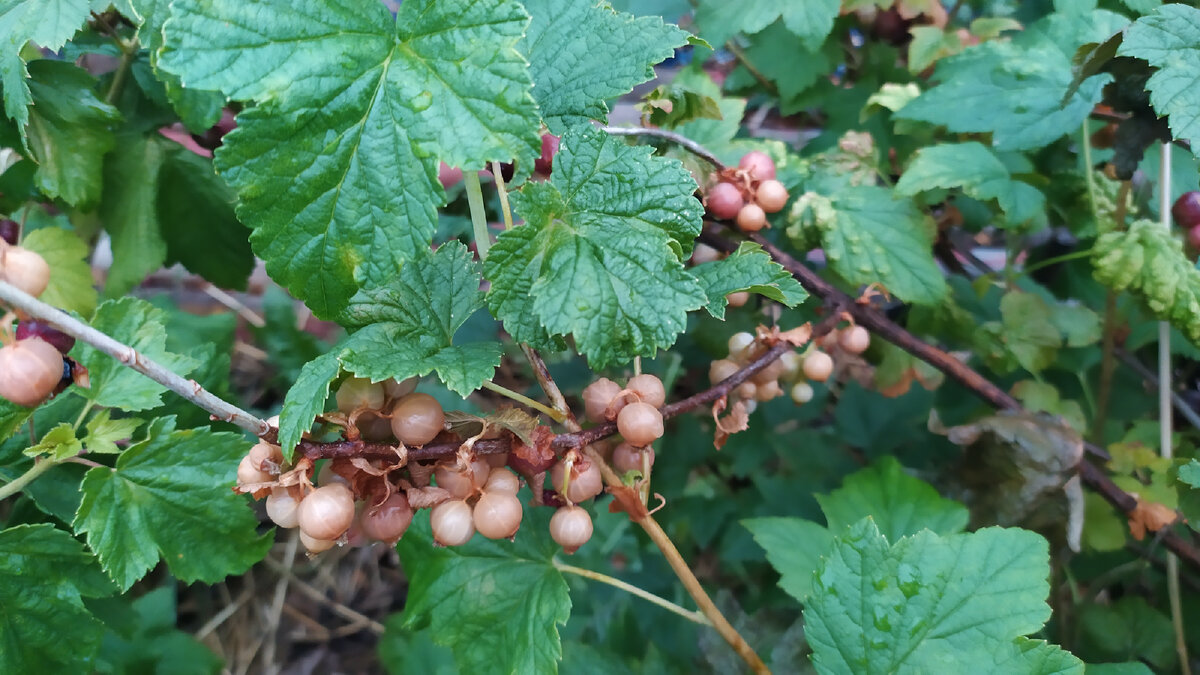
[709, 326, 870, 412]
[703, 151, 789, 233]
[237, 373, 654, 554]
[0, 220, 80, 409]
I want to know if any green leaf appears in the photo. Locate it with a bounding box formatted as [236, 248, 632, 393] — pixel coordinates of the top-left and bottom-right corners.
[743, 517, 834, 602]
[99, 132, 168, 297]
[82, 409, 142, 455]
[897, 40, 1108, 151]
[24, 60, 119, 207]
[339, 241, 501, 394]
[277, 350, 340, 459]
[894, 142, 1046, 226]
[94, 586, 223, 675]
[1118, 5, 1200, 156]
[485, 125, 706, 367]
[20, 225, 98, 316]
[1092, 219, 1200, 345]
[131, 0, 225, 133]
[787, 186, 946, 304]
[23, 423, 82, 460]
[74, 417, 272, 590]
[0, 397, 32, 439]
[520, 0, 689, 134]
[999, 292, 1062, 373]
[805, 519, 1079, 673]
[75, 297, 198, 411]
[0, 523, 111, 673]
[693, 0, 840, 52]
[692, 242, 808, 319]
[159, 0, 541, 318]
[278, 243, 500, 456]
[1179, 459, 1200, 488]
[0, 0, 91, 147]
[157, 147, 254, 290]
[397, 508, 570, 675]
[816, 457, 969, 542]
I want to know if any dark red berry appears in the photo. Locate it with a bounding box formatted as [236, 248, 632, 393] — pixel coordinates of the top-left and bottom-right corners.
[16, 321, 75, 354]
[535, 134, 560, 176]
[0, 219, 17, 245]
[1172, 191, 1200, 229]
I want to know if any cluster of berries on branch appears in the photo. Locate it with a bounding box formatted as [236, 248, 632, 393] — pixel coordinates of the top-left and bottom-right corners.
[703, 151, 790, 233]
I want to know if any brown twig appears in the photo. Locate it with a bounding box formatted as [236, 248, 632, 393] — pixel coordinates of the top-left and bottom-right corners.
[580, 446, 770, 673]
[601, 126, 727, 171]
[698, 227, 1200, 570]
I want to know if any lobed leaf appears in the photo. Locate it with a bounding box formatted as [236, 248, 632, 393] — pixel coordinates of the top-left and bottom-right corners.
[278, 243, 501, 457]
[0, 523, 113, 673]
[788, 185, 946, 304]
[0, 0, 92, 146]
[805, 519, 1078, 673]
[160, 0, 542, 318]
[485, 125, 706, 367]
[397, 508, 570, 675]
[692, 241, 808, 319]
[895, 142, 1046, 226]
[520, 0, 689, 134]
[1118, 4, 1200, 155]
[74, 297, 199, 411]
[693, 0, 840, 52]
[74, 417, 272, 591]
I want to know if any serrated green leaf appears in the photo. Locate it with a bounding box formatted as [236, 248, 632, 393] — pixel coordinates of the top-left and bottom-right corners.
[0, 0, 91, 147]
[75, 297, 198, 411]
[693, 0, 840, 52]
[0, 523, 112, 673]
[398, 508, 570, 675]
[805, 519, 1077, 673]
[83, 409, 142, 455]
[788, 185, 946, 304]
[692, 241, 808, 319]
[520, 0, 689, 134]
[20, 225, 97, 316]
[743, 517, 834, 602]
[23, 423, 81, 460]
[131, 0, 225, 133]
[897, 38, 1108, 151]
[1118, 5, 1200, 156]
[339, 242, 500, 392]
[1179, 460, 1200, 488]
[278, 349, 340, 459]
[895, 142, 1046, 226]
[99, 132, 168, 297]
[278, 243, 500, 457]
[24, 60, 119, 207]
[486, 125, 705, 367]
[160, 0, 541, 318]
[74, 417, 272, 591]
[817, 457, 969, 542]
[1092, 219, 1200, 345]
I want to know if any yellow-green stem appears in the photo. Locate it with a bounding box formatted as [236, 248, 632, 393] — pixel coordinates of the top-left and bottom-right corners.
[481, 380, 566, 423]
[490, 161, 515, 230]
[464, 171, 491, 260]
[0, 458, 60, 501]
[553, 560, 710, 625]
